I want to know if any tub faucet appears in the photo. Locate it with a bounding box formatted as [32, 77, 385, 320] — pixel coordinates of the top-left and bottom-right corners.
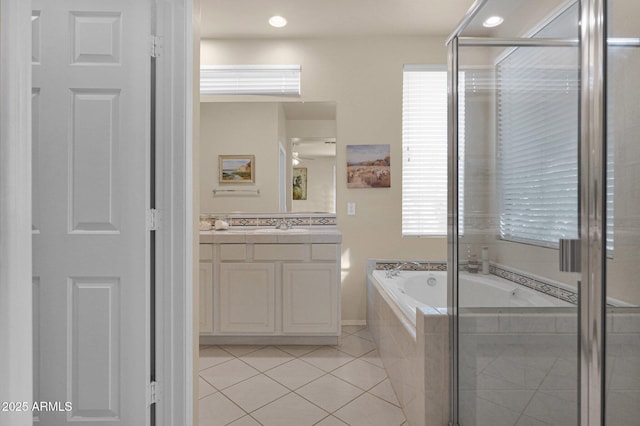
[386, 261, 422, 278]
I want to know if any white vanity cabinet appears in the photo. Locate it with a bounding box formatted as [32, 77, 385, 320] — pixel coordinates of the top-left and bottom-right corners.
[199, 228, 342, 345]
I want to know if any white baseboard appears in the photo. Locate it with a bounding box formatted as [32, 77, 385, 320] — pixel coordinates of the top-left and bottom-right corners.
[341, 320, 367, 326]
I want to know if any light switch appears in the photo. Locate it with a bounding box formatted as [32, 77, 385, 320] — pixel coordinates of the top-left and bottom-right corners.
[347, 202, 356, 215]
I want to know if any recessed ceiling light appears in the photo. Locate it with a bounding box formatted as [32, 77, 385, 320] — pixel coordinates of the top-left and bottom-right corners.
[269, 15, 287, 28]
[483, 16, 504, 28]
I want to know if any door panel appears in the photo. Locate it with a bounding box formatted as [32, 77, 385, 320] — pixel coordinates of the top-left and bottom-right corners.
[219, 263, 276, 333]
[32, 1, 150, 424]
[69, 89, 121, 233]
[282, 263, 338, 333]
[454, 3, 581, 425]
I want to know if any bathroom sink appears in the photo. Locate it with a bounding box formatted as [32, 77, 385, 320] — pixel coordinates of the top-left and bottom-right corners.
[253, 228, 309, 234]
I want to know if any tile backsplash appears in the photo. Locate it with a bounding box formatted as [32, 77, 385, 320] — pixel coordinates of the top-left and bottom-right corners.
[200, 213, 337, 228]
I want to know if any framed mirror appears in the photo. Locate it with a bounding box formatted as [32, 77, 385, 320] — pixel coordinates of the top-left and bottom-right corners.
[200, 101, 336, 213]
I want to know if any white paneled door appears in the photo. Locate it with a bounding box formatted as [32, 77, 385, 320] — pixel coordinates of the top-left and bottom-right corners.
[32, 0, 151, 424]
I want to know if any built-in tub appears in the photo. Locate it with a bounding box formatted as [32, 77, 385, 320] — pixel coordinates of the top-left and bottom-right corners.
[367, 266, 574, 426]
[371, 270, 572, 327]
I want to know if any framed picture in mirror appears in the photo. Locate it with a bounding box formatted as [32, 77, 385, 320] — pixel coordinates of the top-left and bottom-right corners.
[292, 167, 307, 200]
[219, 155, 255, 183]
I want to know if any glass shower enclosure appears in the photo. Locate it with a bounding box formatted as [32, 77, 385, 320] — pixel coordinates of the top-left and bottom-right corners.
[447, 0, 640, 424]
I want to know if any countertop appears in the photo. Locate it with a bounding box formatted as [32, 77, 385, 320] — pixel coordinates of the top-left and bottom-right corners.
[199, 227, 342, 244]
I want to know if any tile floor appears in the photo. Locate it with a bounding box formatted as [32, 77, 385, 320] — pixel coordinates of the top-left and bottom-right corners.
[198, 325, 407, 426]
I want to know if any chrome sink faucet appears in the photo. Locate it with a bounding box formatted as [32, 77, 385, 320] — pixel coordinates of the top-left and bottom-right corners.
[275, 218, 293, 230]
[386, 261, 422, 278]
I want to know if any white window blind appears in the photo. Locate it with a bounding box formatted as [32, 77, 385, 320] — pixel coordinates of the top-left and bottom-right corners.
[497, 2, 613, 252]
[497, 48, 614, 251]
[497, 46, 580, 245]
[402, 66, 464, 236]
[200, 65, 301, 96]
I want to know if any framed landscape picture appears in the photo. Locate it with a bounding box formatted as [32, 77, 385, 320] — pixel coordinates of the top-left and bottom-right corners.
[346, 144, 391, 188]
[219, 155, 255, 183]
[292, 167, 307, 200]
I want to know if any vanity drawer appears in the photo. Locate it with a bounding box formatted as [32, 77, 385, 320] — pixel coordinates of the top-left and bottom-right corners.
[199, 244, 213, 261]
[219, 244, 247, 261]
[311, 244, 338, 261]
[253, 244, 307, 261]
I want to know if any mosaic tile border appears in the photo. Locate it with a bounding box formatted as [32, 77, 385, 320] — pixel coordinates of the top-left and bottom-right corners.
[201, 213, 337, 228]
[374, 261, 447, 272]
[489, 264, 578, 305]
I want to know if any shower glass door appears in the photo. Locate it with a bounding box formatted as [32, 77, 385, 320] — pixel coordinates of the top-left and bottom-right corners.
[605, 0, 640, 423]
[450, 1, 582, 424]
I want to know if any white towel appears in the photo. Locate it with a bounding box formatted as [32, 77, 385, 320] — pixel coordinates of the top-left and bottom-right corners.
[214, 219, 230, 230]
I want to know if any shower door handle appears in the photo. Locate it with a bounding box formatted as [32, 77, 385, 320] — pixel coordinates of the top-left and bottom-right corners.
[559, 239, 581, 273]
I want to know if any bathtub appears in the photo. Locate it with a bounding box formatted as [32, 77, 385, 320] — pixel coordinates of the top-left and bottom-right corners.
[371, 269, 572, 327]
[367, 266, 574, 426]
[459, 272, 574, 308]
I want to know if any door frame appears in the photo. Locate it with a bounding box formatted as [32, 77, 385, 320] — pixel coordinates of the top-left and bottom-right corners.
[154, 0, 196, 424]
[0, 0, 195, 425]
[0, 0, 34, 423]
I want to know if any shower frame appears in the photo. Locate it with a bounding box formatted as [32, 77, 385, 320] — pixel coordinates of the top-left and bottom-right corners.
[446, 0, 609, 425]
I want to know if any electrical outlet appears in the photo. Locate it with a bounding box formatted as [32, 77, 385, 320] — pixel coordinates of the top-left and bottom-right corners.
[347, 202, 356, 215]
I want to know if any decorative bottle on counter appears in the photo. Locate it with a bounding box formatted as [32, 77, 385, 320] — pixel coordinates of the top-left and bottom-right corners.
[467, 253, 479, 274]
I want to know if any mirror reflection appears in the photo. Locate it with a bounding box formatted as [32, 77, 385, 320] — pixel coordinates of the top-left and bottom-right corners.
[199, 101, 336, 214]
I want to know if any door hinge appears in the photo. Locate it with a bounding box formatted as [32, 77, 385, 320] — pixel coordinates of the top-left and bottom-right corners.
[147, 381, 160, 406]
[150, 35, 163, 58]
[146, 209, 161, 231]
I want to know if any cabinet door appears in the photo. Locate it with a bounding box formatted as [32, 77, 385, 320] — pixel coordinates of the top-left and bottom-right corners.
[199, 262, 213, 333]
[219, 263, 276, 333]
[282, 263, 338, 333]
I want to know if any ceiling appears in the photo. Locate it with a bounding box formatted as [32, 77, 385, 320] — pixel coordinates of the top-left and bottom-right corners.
[200, 0, 477, 40]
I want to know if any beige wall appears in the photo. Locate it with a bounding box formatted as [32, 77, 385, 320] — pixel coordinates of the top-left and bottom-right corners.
[287, 119, 336, 139]
[200, 36, 449, 322]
